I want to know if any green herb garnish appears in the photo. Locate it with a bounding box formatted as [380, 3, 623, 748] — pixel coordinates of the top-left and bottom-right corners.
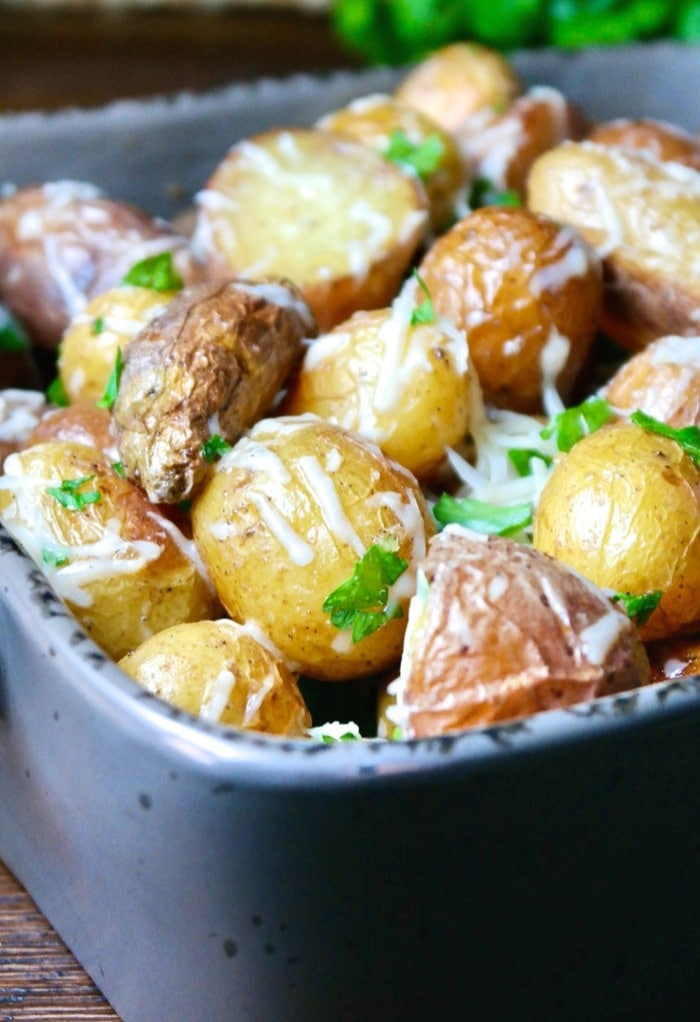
[507, 447, 554, 477]
[540, 396, 613, 453]
[410, 270, 436, 326]
[468, 177, 521, 209]
[92, 316, 105, 335]
[321, 729, 361, 744]
[611, 589, 663, 627]
[46, 475, 102, 511]
[322, 542, 408, 643]
[0, 314, 29, 352]
[41, 548, 70, 568]
[385, 129, 446, 181]
[96, 347, 124, 410]
[630, 409, 700, 467]
[201, 434, 232, 463]
[111, 461, 125, 477]
[46, 377, 70, 408]
[122, 251, 183, 292]
[433, 493, 532, 536]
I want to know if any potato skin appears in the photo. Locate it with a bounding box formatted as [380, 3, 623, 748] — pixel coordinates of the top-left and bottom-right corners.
[113, 278, 315, 504]
[0, 182, 197, 350]
[533, 422, 700, 641]
[602, 334, 700, 428]
[119, 618, 311, 736]
[417, 205, 602, 412]
[190, 415, 435, 681]
[395, 526, 649, 737]
[0, 440, 219, 659]
[527, 141, 700, 350]
[587, 118, 700, 172]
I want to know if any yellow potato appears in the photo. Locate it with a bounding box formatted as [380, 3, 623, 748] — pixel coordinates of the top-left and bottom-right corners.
[603, 334, 700, 428]
[527, 141, 700, 350]
[0, 441, 219, 659]
[587, 118, 700, 172]
[119, 618, 311, 737]
[190, 415, 435, 680]
[283, 283, 473, 480]
[533, 421, 700, 641]
[192, 127, 429, 331]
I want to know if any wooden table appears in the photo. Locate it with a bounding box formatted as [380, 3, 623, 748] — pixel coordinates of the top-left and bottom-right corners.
[0, 858, 119, 1020]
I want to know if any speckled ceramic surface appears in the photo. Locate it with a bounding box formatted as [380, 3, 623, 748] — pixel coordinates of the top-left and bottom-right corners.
[2, 46, 700, 1021]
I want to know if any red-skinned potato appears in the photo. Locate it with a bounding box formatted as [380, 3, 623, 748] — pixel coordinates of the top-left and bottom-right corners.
[602, 334, 700, 428]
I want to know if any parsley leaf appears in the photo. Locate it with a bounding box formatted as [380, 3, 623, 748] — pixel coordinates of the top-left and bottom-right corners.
[540, 396, 613, 452]
[96, 347, 124, 410]
[46, 475, 102, 511]
[410, 270, 436, 325]
[322, 543, 408, 644]
[111, 461, 125, 477]
[385, 129, 446, 181]
[507, 447, 553, 477]
[469, 177, 521, 209]
[630, 409, 700, 467]
[41, 547, 70, 568]
[92, 316, 105, 335]
[201, 433, 232, 463]
[611, 589, 663, 627]
[46, 377, 70, 408]
[122, 251, 183, 292]
[433, 493, 532, 536]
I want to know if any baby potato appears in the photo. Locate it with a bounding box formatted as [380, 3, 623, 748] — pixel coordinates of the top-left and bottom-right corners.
[283, 282, 472, 480]
[603, 334, 700, 428]
[113, 278, 314, 504]
[0, 182, 198, 350]
[533, 421, 700, 642]
[192, 127, 429, 332]
[119, 618, 311, 737]
[392, 526, 649, 738]
[0, 440, 219, 659]
[26, 402, 119, 454]
[190, 415, 435, 681]
[317, 93, 464, 231]
[393, 42, 522, 133]
[527, 141, 700, 350]
[58, 284, 178, 405]
[587, 118, 700, 172]
[416, 205, 602, 412]
[456, 85, 587, 198]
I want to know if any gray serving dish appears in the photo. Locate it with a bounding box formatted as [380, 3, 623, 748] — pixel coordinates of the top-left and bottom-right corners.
[1, 43, 700, 1022]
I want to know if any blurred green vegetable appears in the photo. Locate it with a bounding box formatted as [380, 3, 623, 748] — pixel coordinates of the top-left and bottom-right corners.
[332, 0, 698, 64]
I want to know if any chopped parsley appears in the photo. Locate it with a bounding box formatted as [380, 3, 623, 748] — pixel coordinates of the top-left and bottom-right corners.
[611, 589, 663, 627]
[122, 251, 183, 292]
[46, 475, 102, 511]
[46, 376, 70, 408]
[469, 177, 521, 209]
[631, 409, 700, 467]
[111, 461, 125, 477]
[201, 433, 232, 463]
[385, 129, 446, 181]
[91, 316, 105, 335]
[540, 396, 613, 453]
[433, 493, 532, 537]
[507, 447, 553, 477]
[41, 548, 70, 568]
[322, 542, 408, 643]
[410, 270, 436, 325]
[96, 347, 124, 410]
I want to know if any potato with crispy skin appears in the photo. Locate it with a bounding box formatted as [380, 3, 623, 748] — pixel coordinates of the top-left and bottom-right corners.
[190, 415, 435, 681]
[112, 277, 315, 504]
[587, 118, 700, 172]
[416, 205, 602, 412]
[391, 525, 649, 738]
[393, 42, 522, 133]
[317, 93, 464, 231]
[192, 128, 429, 331]
[533, 421, 700, 641]
[119, 618, 311, 736]
[527, 141, 700, 350]
[602, 334, 700, 428]
[0, 182, 199, 351]
[0, 440, 219, 659]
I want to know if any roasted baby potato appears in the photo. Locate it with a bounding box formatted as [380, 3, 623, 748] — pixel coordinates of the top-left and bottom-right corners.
[391, 525, 649, 737]
[317, 93, 464, 231]
[192, 127, 429, 331]
[26, 402, 119, 455]
[393, 42, 522, 133]
[0, 440, 219, 659]
[456, 85, 587, 198]
[283, 282, 473, 480]
[533, 421, 700, 642]
[416, 205, 602, 412]
[0, 182, 198, 350]
[527, 141, 700, 350]
[587, 118, 700, 172]
[58, 283, 179, 405]
[113, 277, 314, 504]
[603, 334, 700, 428]
[119, 618, 311, 736]
[190, 415, 435, 681]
